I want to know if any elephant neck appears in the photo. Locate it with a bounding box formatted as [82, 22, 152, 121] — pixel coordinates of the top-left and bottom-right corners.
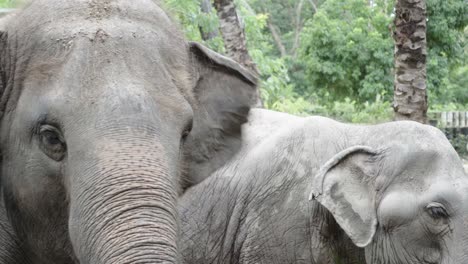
[319, 205, 366, 263]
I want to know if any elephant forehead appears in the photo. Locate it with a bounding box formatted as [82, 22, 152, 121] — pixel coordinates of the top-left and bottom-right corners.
[13, 19, 193, 118]
[389, 180, 467, 212]
[377, 145, 462, 187]
[8, 0, 176, 33]
[7, 1, 193, 99]
[18, 20, 186, 74]
[23, 18, 180, 50]
[423, 182, 464, 204]
[6, 0, 186, 64]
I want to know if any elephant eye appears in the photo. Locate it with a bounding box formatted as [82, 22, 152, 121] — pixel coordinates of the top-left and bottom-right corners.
[426, 203, 449, 219]
[39, 125, 66, 161]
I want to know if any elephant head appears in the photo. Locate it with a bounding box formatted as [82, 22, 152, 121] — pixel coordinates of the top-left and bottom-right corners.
[310, 123, 468, 263]
[0, 0, 257, 263]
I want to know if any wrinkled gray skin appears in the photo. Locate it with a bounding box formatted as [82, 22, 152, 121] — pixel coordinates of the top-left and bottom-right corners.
[0, 1, 257, 263]
[179, 109, 468, 264]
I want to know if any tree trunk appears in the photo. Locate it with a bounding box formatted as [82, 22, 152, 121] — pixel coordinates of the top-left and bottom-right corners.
[213, 0, 262, 107]
[213, 0, 258, 74]
[199, 0, 218, 41]
[393, 0, 428, 123]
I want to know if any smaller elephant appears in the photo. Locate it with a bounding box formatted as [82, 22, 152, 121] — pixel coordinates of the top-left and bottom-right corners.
[179, 109, 468, 264]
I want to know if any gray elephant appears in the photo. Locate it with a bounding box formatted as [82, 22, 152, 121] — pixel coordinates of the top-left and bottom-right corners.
[179, 109, 468, 264]
[0, 0, 257, 263]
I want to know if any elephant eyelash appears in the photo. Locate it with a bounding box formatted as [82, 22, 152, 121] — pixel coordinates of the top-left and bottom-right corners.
[31, 114, 62, 135]
[426, 203, 450, 219]
[40, 127, 65, 143]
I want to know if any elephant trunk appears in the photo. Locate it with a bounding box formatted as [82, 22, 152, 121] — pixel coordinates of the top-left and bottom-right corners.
[68, 137, 179, 263]
[453, 220, 468, 264]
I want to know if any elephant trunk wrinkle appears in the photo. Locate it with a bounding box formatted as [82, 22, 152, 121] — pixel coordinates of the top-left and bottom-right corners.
[69, 148, 179, 264]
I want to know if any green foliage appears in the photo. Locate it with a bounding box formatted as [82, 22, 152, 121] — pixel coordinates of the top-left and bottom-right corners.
[0, 0, 22, 8]
[162, 0, 313, 115]
[235, 1, 315, 115]
[448, 134, 468, 157]
[445, 65, 468, 104]
[427, 0, 467, 60]
[308, 94, 393, 124]
[429, 103, 468, 114]
[246, 0, 319, 56]
[298, 0, 394, 103]
[426, 0, 468, 106]
[4, 0, 466, 128]
[293, 0, 466, 127]
[164, 0, 466, 127]
[0, 0, 10, 8]
[163, 0, 224, 52]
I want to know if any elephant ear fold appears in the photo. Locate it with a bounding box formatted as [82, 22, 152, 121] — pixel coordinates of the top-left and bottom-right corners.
[0, 30, 5, 90]
[183, 42, 258, 188]
[309, 146, 380, 248]
[1, 11, 14, 102]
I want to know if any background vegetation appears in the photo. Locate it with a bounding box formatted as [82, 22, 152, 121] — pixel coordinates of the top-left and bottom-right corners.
[2, 0, 465, 121]
[1, 0, 467, 155]
[164, 0, 466, 122]
[0, 0, 18, 7]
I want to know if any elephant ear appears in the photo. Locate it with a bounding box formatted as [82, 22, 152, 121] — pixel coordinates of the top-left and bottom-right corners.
[0, 31, 5, 191]
[0, 11, 14, 190]
[183, 42, 258, 188]
[309, 146, 380, 248]
[0, 30, 4, 98]
[0, 11, 14, 106]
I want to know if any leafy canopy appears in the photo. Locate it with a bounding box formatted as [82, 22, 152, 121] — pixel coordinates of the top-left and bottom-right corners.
[2, 0, 466, 122]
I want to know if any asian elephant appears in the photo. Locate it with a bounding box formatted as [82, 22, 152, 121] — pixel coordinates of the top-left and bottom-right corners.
[179, 109, 468, 264]
[0, 0, 257, 263]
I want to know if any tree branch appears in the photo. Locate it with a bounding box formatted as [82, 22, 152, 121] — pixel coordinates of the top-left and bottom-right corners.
[267, 20, 287, 57]
[306, 0, 318, 13]
[291, 0, 305, 58]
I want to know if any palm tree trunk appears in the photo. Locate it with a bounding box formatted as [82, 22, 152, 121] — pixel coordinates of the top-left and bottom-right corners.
[393, 0, 428, 123]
